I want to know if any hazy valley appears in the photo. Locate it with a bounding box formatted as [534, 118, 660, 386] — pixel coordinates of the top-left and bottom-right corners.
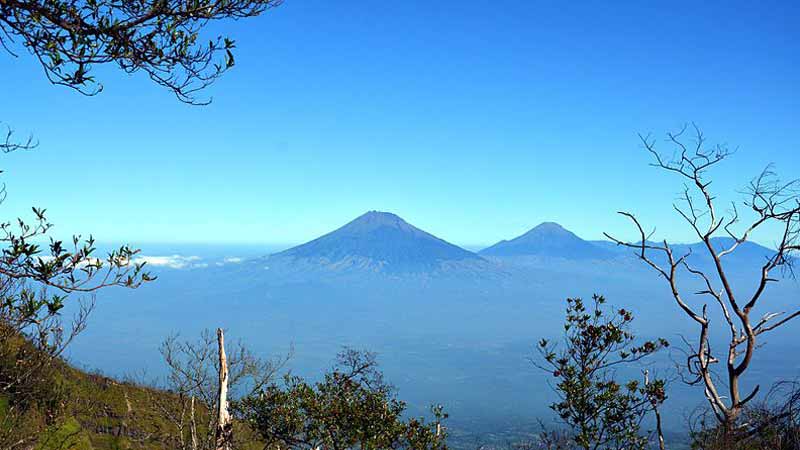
[65, 211, 800, 447]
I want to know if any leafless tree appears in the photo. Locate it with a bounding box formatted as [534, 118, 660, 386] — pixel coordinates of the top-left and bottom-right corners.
[605, 124, 800, 438]
[153, 328, 291, 450]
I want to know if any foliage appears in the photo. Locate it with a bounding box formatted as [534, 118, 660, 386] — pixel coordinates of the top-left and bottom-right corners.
[0, 339, 177, 449]
[0, 0, 281, 103]
[0, 1, 281, 447]
[0, 209, 153, 351]
[0, 208, 154, 446]
[236, 348, 449, 450]
[536, 295, 668, 450]
[0, 328, 68, 447]
[35, 417, 94, 450]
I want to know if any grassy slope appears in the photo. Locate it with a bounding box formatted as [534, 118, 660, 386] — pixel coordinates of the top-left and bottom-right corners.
[1, 336, 261, 450]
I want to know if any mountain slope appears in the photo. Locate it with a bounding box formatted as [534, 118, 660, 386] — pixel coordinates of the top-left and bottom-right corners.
[480, 222, 614, 260]
[0, 330, 263, 450]
[270, 211, 483, 273]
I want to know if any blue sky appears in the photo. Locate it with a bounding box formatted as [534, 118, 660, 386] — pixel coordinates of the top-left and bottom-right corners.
[1, 0, 798, 248]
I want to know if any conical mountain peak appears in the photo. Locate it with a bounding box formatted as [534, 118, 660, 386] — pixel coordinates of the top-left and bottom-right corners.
[272, 211, 481, 272]
[524, 221, 570, 235]
[480, 222, 613, 259]
[341, 211, 418, 234]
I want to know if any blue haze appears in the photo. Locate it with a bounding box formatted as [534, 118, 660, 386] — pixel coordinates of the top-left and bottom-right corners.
[65, 215, 800, 447]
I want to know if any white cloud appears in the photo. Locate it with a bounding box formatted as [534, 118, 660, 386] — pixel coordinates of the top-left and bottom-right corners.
[133, 255, 203, 269]
[223, 257, 244, 264]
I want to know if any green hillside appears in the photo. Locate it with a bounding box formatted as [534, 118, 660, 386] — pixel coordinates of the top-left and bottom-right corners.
[0, 333, 261, 450]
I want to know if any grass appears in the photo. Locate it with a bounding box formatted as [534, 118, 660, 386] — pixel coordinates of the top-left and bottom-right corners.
[1, 330, 262, 449]
[36, 418, 93, 450]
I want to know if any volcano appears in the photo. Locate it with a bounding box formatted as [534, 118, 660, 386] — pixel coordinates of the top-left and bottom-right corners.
[480, 222, 614, 260]
[270, 211, 483, 273]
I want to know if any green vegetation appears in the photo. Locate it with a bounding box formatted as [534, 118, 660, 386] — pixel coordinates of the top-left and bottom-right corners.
[0, 333, 266, 449]
[36, 418, 92, 450]
[535, 295, 668, 450]
[0, 332, 446, 449]
[1, 0, 283, 447]
[237, 348, 448, 450]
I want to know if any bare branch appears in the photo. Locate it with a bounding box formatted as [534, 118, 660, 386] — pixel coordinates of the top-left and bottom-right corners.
[607, 125, 800, 435]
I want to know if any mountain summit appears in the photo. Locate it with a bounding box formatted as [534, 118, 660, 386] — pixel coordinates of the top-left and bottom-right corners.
[480, 222, 613, 259]
[271, 211, 482, 272]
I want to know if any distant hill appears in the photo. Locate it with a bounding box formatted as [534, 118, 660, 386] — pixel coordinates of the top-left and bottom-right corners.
[269, 211, 484, 273]
[480, 222, 615, 260]
[592, 236, 776, 269]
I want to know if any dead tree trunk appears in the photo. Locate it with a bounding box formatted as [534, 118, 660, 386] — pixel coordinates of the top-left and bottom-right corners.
[215, 328, 233, 450]
[190, 396, 199, 450]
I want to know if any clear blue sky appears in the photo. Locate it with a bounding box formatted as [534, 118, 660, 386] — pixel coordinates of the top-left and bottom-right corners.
[1, 0, 798, 247]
